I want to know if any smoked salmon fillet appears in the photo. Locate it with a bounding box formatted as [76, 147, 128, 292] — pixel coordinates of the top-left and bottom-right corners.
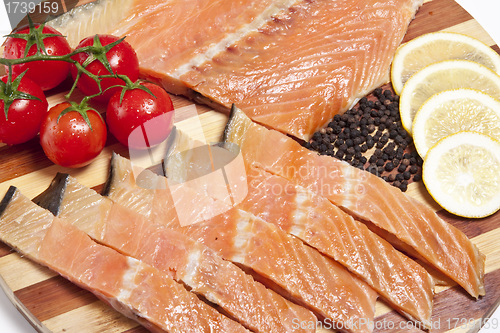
[0, 187, 250, 333]
[238, 166, 435, 327]
[34, 175, 316, 333]
[102, 153, 378, 333]
[48, 0, 423, 140]
[224, 106, 486, 299]
[162, 128, 435, 326]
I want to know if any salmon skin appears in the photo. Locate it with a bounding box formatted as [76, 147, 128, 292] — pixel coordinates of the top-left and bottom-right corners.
[34, 174, 316, 333]
[0, 187, 250, 333]
[223, 106, 486, 299]
[103, 153, 379, 333]
[48, 0, 423, 140]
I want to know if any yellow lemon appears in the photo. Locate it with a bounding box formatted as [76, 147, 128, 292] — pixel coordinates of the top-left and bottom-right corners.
[423, 131, 500, 218]
[399, 60, 500, 134]
[413, 89, 500, 158]
[391, 32, 500, 95]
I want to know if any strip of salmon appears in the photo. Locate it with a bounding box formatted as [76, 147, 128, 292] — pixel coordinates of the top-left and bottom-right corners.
[238, 166, 435, 327]
[224, 106, 486, 299]
[103, 153, 379, 333]
[162, 128, 435, 326]
[34, 175, 316, 333]
[49, 0, 422, 140]
[0, 187, 249, 333]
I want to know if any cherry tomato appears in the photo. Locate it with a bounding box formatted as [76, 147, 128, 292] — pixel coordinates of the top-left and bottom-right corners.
[3, 24, 72, 91]
[106, 82, 174, 149]
[40, 102, 107, 168]
[0, 75, 48, 145]
[70, 35, 139, 102]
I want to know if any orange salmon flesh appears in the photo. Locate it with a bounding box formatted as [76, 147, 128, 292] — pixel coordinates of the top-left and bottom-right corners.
[49, 0, 424, 140]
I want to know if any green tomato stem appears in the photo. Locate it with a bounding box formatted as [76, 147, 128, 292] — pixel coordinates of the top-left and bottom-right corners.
[0, 17, 137, 123]
[0, 24, 131, 102]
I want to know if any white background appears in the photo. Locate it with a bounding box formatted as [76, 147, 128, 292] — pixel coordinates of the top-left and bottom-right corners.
[0, 1, 10, 47]
[0, 0, 499, 332]
[0, 0, 51, 330]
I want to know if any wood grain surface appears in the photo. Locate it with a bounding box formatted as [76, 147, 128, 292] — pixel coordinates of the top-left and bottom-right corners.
[0, 0, 499, 332]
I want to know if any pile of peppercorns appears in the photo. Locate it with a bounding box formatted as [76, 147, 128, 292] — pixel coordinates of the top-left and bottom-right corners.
[304, 87, 423, 192]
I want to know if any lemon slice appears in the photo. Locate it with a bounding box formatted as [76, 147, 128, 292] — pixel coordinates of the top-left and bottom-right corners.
[399, 60, 500, 134]
[391, 32, 500, 95]
[413, 89, 500, 158]
[423, 131, 500, 218]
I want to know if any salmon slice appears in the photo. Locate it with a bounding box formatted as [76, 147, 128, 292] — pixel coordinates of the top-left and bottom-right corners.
[224, 106, 486, 299]
[49, 0, 422, 140]
[162, 128, 435, 326]
[103, 153, 379, 333]
[34, 175, 315, 333]
[237, 166, 435, 327]
[49, 0, 298, 95]
[0, 187, 249, 333]
[178, 0, 423, 140]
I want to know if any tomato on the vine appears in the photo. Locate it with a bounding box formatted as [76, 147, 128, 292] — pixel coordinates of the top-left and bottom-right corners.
[106, 82, 174, 149]
[3, 24, 72, 91]
[40, 102, 107, 168]
[0, 74, 48, 145]
[70, 35, 139, 102]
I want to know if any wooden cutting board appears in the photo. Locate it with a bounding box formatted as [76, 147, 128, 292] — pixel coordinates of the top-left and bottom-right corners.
[0, 0, 499, 332]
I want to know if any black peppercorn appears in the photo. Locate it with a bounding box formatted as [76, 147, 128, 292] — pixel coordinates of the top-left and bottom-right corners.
[385, 162, 395, 171]
[332, 125, 342, 134]
[354, 137, 365, 145]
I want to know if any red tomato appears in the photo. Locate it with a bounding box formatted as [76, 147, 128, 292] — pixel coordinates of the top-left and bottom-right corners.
[0, 75, 48, 145]
[106, 82, 174, 149]
[3, 24, 72, 91]
[70, 35, 139, 102]
[40, 102, 107, 168]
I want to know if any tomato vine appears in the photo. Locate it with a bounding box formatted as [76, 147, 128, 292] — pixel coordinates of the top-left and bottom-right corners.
[0, 16, 133, 124]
